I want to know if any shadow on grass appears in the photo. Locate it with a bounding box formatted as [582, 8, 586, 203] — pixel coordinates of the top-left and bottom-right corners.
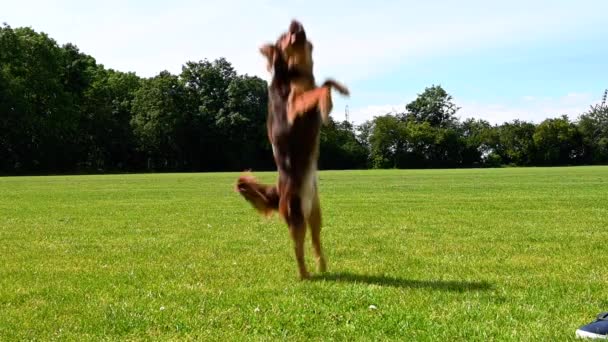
[311, 272, 492, 292]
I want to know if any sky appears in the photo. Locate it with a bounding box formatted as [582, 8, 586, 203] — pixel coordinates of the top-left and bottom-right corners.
[3, 0, 608, 124]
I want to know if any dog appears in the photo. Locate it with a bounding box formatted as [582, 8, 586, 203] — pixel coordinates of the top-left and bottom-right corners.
[236, 21, 349, 279]
[274, 21, 349, 125]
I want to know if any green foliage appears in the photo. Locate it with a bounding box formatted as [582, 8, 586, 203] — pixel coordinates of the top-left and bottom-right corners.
[533, 116, 582, 165]
[81, 68, 141, 170]
[0, 24, 80, 172]
[1, 24, 606, 174]
[319, 119, 368, 169]
[0, 25, 276, 174]
[129, 59, 273, 172]
[368, 115, 492, 168]
[131, 71, 188, 169]
[1, 168, 607, 339]
[369, 115, 405, 168]
[577, 90, 608, 163]
[403, 85, 459, 128]
[458, 118, 496, 166]
[221, 74, 271, 170]
[494, 120, 537, 166]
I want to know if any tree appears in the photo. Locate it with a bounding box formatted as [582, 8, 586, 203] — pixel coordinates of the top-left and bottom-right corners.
[578, 90, 608, 164]
[533, 115, 582, 165]
[458, 118, 498, 166]
[401, 120, 437, 168]
[429, 125, 461, 167]
[180, 59, 238, 170]
[403, 85, 460, 128]
[367, 85, 466, 168]
[0, 25, 80, 172]
[131, 71, 188, 170]
[221, 74, 272, 170]
[369, 111, 464, 169]
[80, 68, 141, 171]
[369, 115, 407, 168]
[495, 120, 537, 166]
[319, 119, 368, 169]
[4, 23, 608, 173]
[356, 120, 374, 167]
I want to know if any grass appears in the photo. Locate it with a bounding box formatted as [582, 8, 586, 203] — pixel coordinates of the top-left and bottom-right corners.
[1, 166, 607, 340]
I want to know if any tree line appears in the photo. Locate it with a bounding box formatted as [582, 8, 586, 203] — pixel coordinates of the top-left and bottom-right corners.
[1, 24, 606, 174]
[362, 87, 608, 169]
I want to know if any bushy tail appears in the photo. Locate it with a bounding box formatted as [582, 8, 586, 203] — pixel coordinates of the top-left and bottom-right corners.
[235, 173, 279, 216]
[322, 79, 350, 96]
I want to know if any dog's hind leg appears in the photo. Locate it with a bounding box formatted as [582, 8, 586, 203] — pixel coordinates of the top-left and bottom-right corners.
[290, 223, 309, 280]
[308, 190, 326, 273]
[284, 195, 310, 280]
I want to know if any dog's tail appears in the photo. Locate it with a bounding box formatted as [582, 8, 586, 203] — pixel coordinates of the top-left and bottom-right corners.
[235, 173, 279, 216]
[322, 79, 350, 96]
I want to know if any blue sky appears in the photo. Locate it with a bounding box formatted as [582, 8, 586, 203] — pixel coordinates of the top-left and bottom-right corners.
[3, 0, 607, 124]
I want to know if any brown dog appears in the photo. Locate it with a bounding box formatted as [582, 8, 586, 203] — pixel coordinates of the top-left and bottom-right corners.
[275, 21, 349, 124]
[236, 21, 348, 279]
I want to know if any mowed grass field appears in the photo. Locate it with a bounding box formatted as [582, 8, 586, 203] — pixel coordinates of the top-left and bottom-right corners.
[1, 167, 607, 340]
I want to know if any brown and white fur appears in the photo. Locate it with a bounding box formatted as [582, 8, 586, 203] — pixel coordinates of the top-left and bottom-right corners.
[274, 21, 349, 125]
[236, 21, 348, 279]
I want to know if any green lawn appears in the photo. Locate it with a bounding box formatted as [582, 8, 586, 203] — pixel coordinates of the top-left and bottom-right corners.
[1, 167, 607, 340]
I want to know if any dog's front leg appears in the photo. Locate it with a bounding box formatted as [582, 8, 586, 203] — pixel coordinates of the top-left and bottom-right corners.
[287, 87, 333, 124]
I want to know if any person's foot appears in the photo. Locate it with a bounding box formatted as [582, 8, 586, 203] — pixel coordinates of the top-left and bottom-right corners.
[576, 312, 608, 339]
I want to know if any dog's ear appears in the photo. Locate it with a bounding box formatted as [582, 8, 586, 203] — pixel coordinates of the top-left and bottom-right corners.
[259, 44, 276, 71]
[276, 33, 290, 51]
[260, 44, 275, 61]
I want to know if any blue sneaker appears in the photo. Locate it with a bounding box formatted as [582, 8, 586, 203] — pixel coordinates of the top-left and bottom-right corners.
[577, 312, 608, 339]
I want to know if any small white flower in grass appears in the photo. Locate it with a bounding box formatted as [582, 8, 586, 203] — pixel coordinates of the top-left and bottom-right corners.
[368, 305, 377, 310]
[160, 306, 165, 311]
[254, 306, 260, 313]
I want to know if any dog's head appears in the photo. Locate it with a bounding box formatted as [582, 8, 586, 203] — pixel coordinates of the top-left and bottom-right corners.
[260, 20, 314, 75]
[280, 20, 314, 74]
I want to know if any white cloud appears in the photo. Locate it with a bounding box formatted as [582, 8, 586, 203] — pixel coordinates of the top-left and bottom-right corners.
[3, 0, 606, 81]
[458, 93, 597, 124]
[3, 1, 606, 126]
[345, 92, 600, 125]
[2, 0, 287, 78]
[348, 103, 409, 123]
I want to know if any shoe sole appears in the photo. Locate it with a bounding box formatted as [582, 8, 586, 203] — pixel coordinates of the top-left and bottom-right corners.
[576, 329, 608, 339]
